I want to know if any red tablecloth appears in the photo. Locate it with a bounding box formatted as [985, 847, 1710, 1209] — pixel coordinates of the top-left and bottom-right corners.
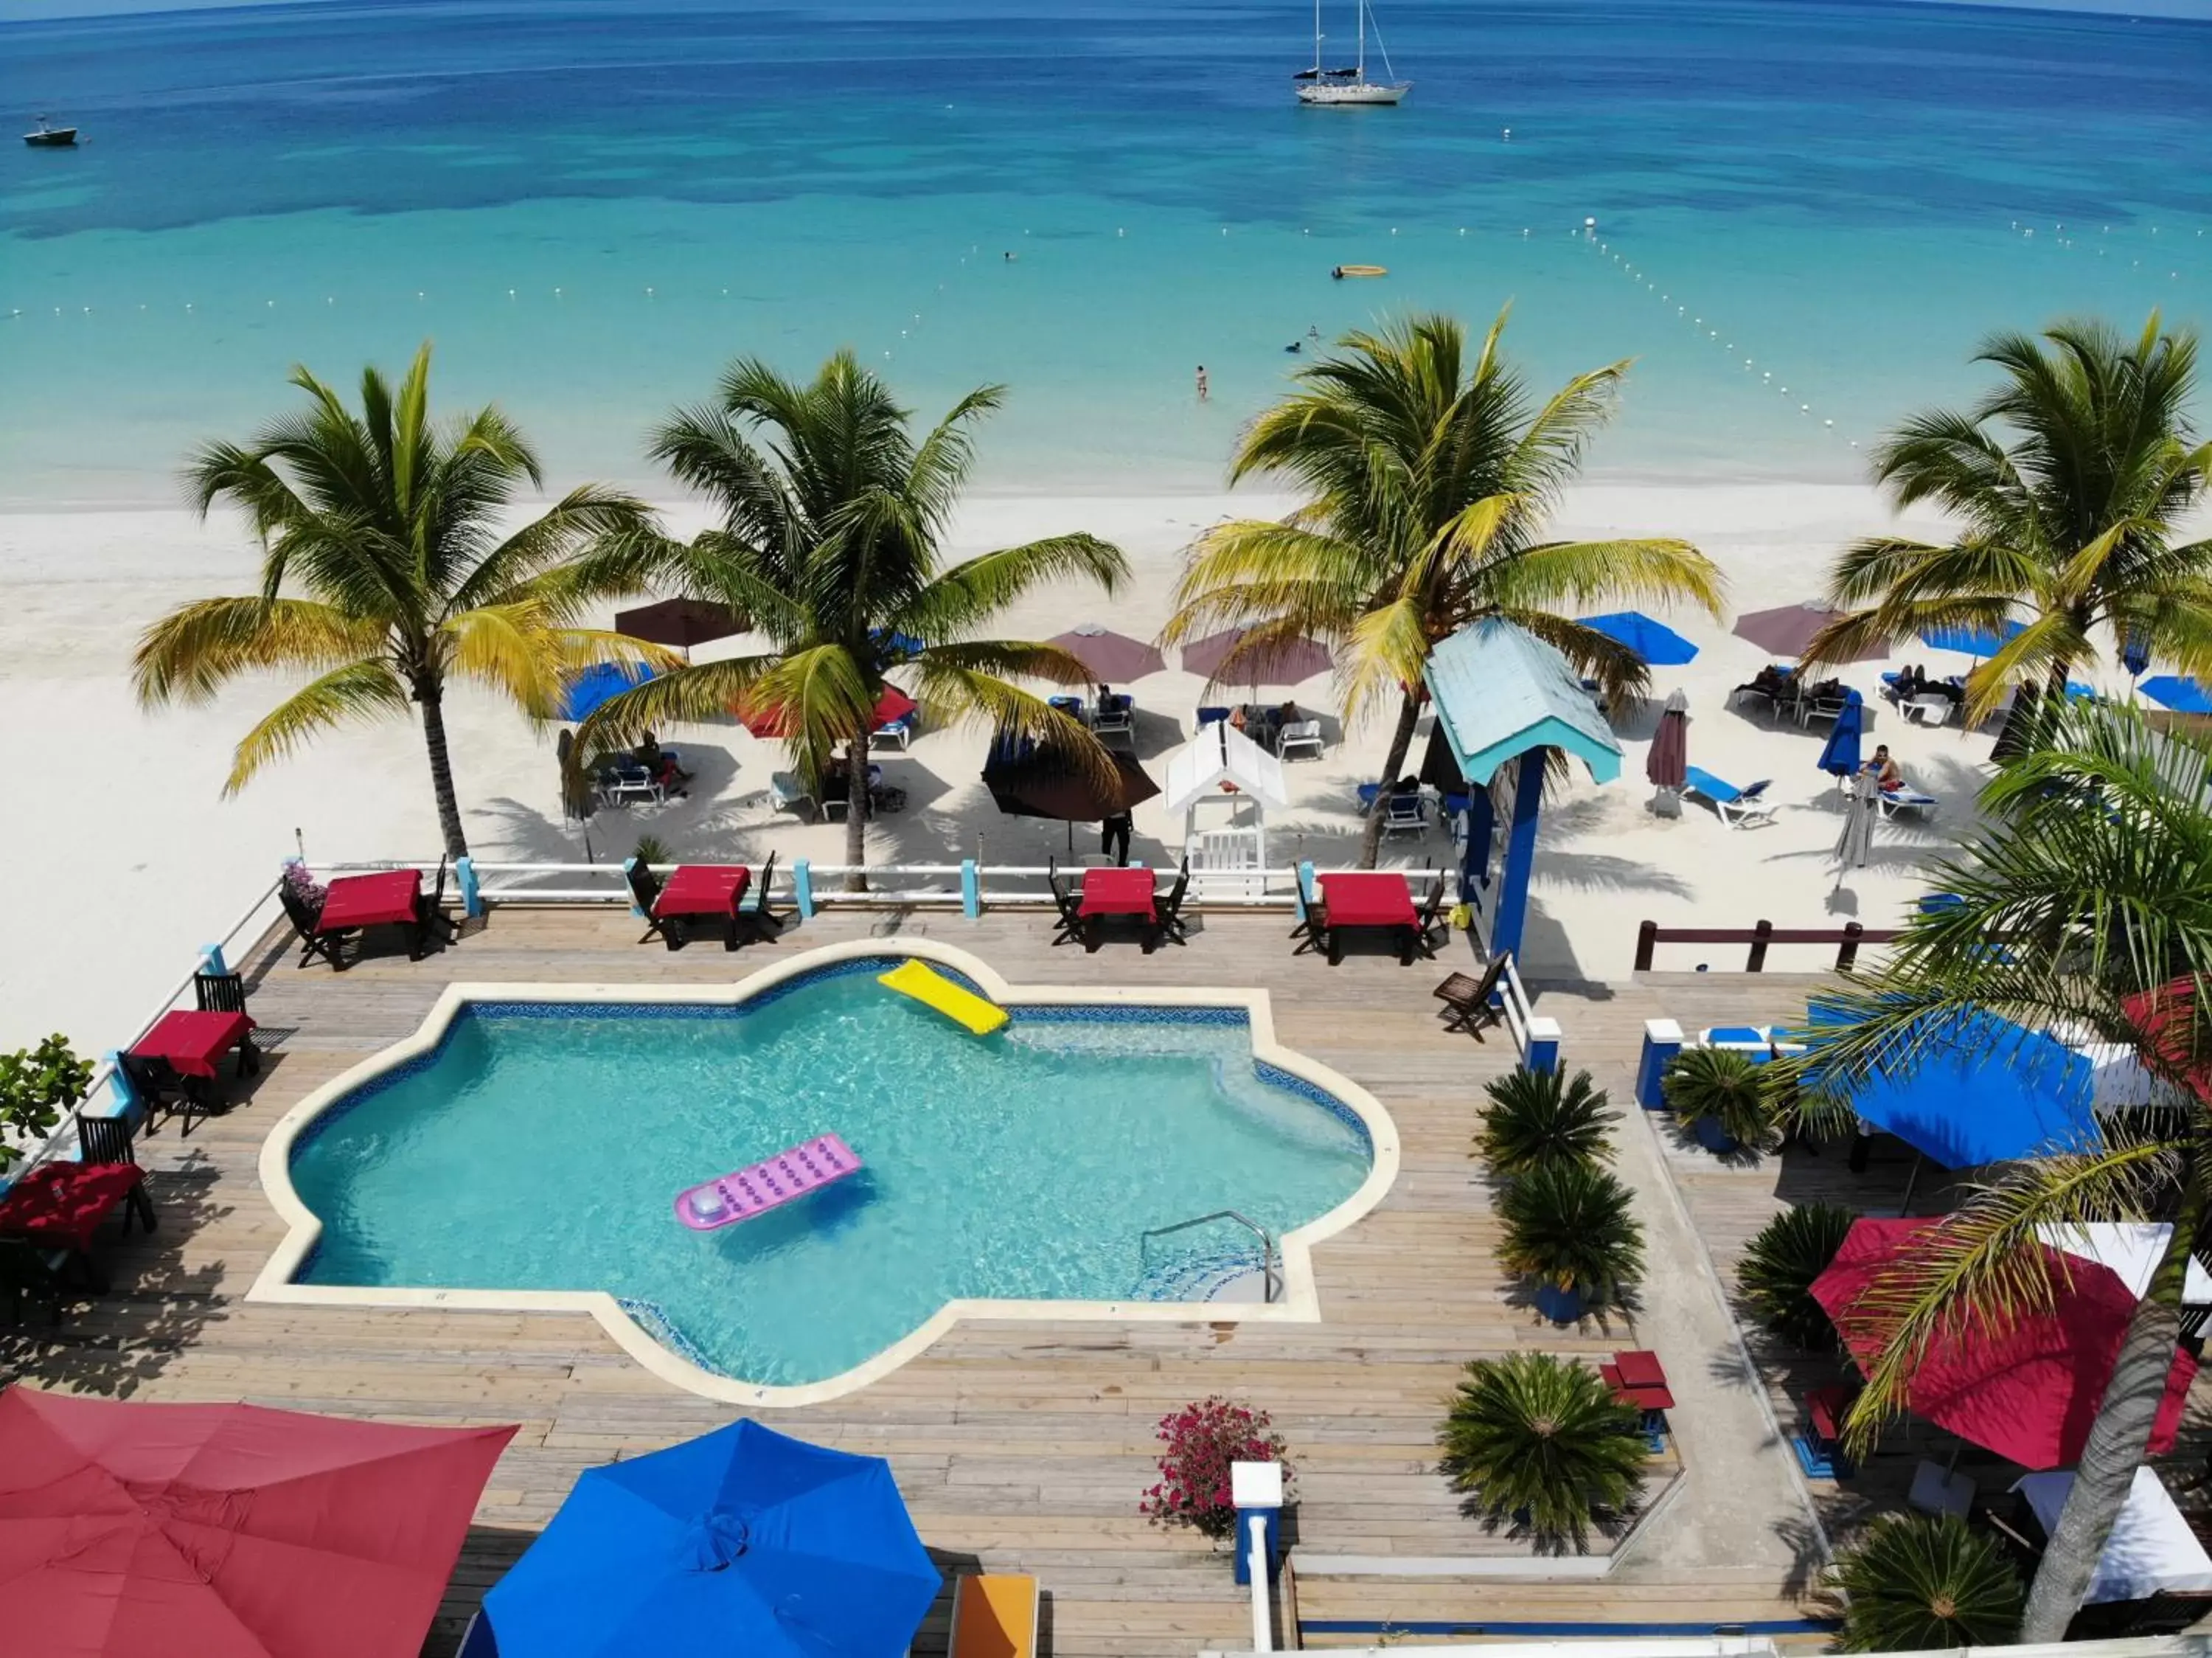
[1318, 872, 1419, 928]
[1079, 867, 1158, 918]
[1605, 1350, 1677, 1410]
[655, 864, 751, 919]
[133, 1010, 254, 1081]
[0, 1162, 145, 1252]
[317, 870, 422, 932]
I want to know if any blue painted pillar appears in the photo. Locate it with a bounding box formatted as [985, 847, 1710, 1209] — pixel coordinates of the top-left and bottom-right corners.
[1487, 749, 1546, 960]
[1464, 782, 1496, 889]
[1636, 1019, 1685, 1109]
[456, 856, 483, 918]
[960, 861, 981, 918]
[198, 943, 229, 977]
[102, 1050, 144, 1128]
[793, 859, 815, 919]
[622, 857, 646, 918]
[1294, 860, 1316, 925]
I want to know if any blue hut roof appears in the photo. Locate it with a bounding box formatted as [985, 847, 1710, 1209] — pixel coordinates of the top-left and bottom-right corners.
[1422, 618, 1622, 785]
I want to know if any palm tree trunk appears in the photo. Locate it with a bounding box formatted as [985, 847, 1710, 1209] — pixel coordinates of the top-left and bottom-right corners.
[417, 683, 470, 861]
[2020, 1157, 2205, 1640]
[842, 730, 872, 892]
[1358, 690, 1425, 870]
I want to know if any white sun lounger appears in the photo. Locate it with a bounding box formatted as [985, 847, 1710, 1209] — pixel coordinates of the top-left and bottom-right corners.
[1683, 766, 1775, 829]
[1878, 788, 1939, 821]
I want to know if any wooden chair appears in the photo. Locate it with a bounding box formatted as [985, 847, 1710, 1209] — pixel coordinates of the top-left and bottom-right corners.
[737, 851, 786, 944]
[76, 1113, 136, 1166]
[1413, 874, 1450, 957]
[117, 1050, 206, 1137]
[1432, 954, 1509, 1040]
[1046, 859, 1083, 947]
[279, 883, 344, 970]
[194, 971, 248, 1016]
[417, 855, 461, 948]
[625, 859, 670, 947]
[1155, 859, 1192, 947]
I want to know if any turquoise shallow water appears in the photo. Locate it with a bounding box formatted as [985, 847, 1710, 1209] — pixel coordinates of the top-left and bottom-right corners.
[1, 0, 2208, 506]
[287, 967, 1371, 1387]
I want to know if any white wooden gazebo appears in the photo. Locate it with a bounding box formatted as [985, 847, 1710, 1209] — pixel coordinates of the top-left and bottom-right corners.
[1162, 722, 1290, 896]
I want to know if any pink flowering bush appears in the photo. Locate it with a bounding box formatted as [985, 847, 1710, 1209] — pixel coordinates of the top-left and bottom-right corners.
[1140, 1397, 1290, 1540]
[282, 861, 327, 909]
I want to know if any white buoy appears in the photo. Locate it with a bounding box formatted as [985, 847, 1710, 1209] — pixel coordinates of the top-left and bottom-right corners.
[1585, 216, 1597, 233]
[507, 288, 515, 297]
[1824, 419, 1834, 427]
[554, 287, 563, 295]
[417, 290, 425, 299]
[1502, 128, 1511, 139]
[1801, 404, 1811, 413]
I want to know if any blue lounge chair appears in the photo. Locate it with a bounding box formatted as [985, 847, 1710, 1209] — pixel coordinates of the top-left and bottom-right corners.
[1878, 786, 1939, 822]
[1683, 766, 1775, 829]
[1048, 694, 1088, 725]
[1383, 791, 1430, 838]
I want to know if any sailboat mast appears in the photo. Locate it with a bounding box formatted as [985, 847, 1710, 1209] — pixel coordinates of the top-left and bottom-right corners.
[1357, 0, 1367, 77]
[1313, 0, 1323, 74]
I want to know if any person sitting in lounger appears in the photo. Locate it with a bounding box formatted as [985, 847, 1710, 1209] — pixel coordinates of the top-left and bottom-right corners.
[1868, 745, 1904, 791]
[636, 730, 691, 797]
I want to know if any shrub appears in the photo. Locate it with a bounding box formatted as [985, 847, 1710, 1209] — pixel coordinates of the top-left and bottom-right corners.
[1738, 1202, 1855, 1348]
[1140, 1397, 1290, 1541]
[1437, 1352, 1646, 1549]
[1663, 1046, 1778, 1150]
[631, 833, 672, 867]
[1497, 1162, 1644, 1308]
[1476, 1067, 1613, 1179]
[1829, 1513, 2024, 1651]
[0, 1035, 97, 1173]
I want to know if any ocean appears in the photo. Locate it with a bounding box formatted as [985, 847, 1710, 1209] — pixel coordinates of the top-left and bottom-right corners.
[1, 0, 2208, 507]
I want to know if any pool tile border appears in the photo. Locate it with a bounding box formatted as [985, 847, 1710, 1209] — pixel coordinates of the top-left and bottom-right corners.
[249, 937, 1402, 1409]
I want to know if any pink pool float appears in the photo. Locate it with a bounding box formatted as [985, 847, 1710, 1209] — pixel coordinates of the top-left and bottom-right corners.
[675, 1134, 863, 1231]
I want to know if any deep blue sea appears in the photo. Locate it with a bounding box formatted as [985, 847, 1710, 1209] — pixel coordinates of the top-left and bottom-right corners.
[1, 0, 2208, 504]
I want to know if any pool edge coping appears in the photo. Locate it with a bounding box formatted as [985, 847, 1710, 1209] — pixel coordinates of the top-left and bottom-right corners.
[248, 936, 1403, 1408]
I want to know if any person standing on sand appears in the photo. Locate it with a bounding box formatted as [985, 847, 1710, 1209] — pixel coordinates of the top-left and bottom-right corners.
[1102, 808, 1133, 867]
[1195, 365, 1208, 402]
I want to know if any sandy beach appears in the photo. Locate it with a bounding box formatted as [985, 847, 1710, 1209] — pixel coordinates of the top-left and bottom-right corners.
[0, 476, 2018, 1052]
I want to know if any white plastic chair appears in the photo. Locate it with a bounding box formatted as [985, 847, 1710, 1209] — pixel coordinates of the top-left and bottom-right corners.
[1278, 718, 1324, 760]
[1905, 694, 1954, 726]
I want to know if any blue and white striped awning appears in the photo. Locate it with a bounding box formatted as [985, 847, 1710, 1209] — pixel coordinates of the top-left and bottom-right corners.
[1422, 618, 1622, 786]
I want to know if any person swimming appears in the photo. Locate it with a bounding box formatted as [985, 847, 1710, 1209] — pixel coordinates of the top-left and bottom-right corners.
[1284, 340, 1301, 353]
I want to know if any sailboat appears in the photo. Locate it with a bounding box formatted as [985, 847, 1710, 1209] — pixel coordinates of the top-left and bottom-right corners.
[1295, 0, 1410, 105]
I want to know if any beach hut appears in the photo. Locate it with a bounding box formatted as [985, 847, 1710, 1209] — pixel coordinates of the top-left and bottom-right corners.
[1422, 618, 1622, 960]
[1161, 720, 1289, 897]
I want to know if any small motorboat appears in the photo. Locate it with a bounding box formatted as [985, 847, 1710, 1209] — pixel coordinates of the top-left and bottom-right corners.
[24, 117, 79, 148]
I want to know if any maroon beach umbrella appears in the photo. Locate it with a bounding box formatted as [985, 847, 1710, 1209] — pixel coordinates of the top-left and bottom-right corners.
[1180, 626, 1333, 687]
[613, 597, 744, 650]
[1647, 688, 1688, 788]
[1731, 603, 1888, 663]
[1046, 625, 1166, 683]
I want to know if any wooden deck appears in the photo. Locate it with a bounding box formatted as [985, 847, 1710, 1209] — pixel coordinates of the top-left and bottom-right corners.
[1, 909, 1835, 1654]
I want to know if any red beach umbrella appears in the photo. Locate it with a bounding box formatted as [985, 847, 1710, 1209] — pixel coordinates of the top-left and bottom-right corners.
[2123, 977, 2212, 1103]
[0, 1387, 515, 1658]
[1731, 603, 1889, 663]
[1046, 625, 1166, 683]
[1809, 1218, 2196, 1469]
[1180, 626, 1333, 687]
[737, 684, 917, 740]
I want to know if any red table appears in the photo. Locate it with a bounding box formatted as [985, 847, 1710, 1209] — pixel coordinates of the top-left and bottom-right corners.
[1606, 1349, 1677, 1412]
[1317, 872, 1422, 965]
[0, 1161, 154, 1290]
[316, 869, 426, 962]
[653, 864, 753, 950]
[1077, 867, 1161, 951]
[133, 1009, 257, 1081]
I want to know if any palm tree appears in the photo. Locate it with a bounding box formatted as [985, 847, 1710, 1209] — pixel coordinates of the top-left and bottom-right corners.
[1792, 699, 2212, 1640]
[1437, 1352, 1646, 1550]
[1802, 313, 2212, 722]
[1736, 1202, 1854, 1350]
[572, 350, 1128, 886]
[1475, 1067, 1614, 1179]
[1662, 1046, 1779, 1154]
[133, 344, 665, 860]
[1161, 309, 1725, 866]
[1827, 1514, 2025, 1651]
[1497, 1161, 1644, 1319]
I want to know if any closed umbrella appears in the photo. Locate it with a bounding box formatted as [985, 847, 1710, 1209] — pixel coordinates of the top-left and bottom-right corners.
[1833, 766, 1877, 879]
[1647, 688, 1688, 816]
[1577, 611, 1698, 667]
[1047, 624, 1165, 683]
[484, 1420, 941, 1658]
[1180, 626, 1333, 687]
[0, 1388, 515, 1658]
[1731, 603, 1887, 662]
[615, 597, 743, 651]
[1809, 1218, 2197, 1470]
[1815, 689, 1864, 782]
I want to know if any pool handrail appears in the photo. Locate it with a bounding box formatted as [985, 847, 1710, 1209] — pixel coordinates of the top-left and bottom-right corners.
[1140, 1208, 1281, 1303]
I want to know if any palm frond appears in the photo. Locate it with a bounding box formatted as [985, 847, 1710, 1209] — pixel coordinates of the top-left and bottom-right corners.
[222, 659, 411, 793]
[133, 597, 387, 707]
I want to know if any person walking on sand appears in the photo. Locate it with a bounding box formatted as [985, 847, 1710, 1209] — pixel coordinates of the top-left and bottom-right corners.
[1195, 365, 1208, 402]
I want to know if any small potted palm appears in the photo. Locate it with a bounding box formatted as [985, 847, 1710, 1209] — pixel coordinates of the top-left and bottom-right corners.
[1498, 1162, 1644, 1324]
[1663, 1046, 1776, 1154]
[1827, 1513, 2024, 1651]
[1437, 1351, 1646, 1550]
[1475, 1068, 1613, 1179]
[1737, 1202, 1855, 1350]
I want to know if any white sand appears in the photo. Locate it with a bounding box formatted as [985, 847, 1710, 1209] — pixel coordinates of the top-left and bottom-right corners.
[0, 482, 1997, 1053]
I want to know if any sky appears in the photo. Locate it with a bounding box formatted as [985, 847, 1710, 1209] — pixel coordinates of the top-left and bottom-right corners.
[1, 0, 2208, 18]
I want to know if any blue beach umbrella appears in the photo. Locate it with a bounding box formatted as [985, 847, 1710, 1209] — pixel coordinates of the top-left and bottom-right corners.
[560, 661, 660, 723]
[1917, 617, 2026, 658]
[2122, 629, 2152, 679]
[1806, 1005, 2098, 1170]
[1577, 611, 1698, 667]
[2141, 675, 2212, 715]
[484, 1421, 941, 1658]
[1815, 688, 1864, 779]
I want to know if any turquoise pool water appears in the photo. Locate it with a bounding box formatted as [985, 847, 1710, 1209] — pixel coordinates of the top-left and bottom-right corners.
[287, 962, 1371, 1387]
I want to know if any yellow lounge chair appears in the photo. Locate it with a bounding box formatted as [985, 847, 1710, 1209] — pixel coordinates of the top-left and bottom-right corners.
[950, 1572, 1039, 1658]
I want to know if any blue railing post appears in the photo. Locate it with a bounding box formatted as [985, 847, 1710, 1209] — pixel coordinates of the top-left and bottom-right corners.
[960, 860, 981, 918]
[1230, 1461, 1284, 1586]
[622, 857, 646, 918]
[1636, 1019, 1684, 1109]
[102, 1050, 143, 1127]
[1523, 1016, 1562, 1076]
[456, 855, 483, 918]
[198, 943, 229, 977]
[1294, 860, 1316, 923]
[793, 859, 815, 920]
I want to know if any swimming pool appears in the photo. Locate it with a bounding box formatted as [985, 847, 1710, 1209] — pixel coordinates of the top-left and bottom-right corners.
[254, 942, 1397, 1404]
